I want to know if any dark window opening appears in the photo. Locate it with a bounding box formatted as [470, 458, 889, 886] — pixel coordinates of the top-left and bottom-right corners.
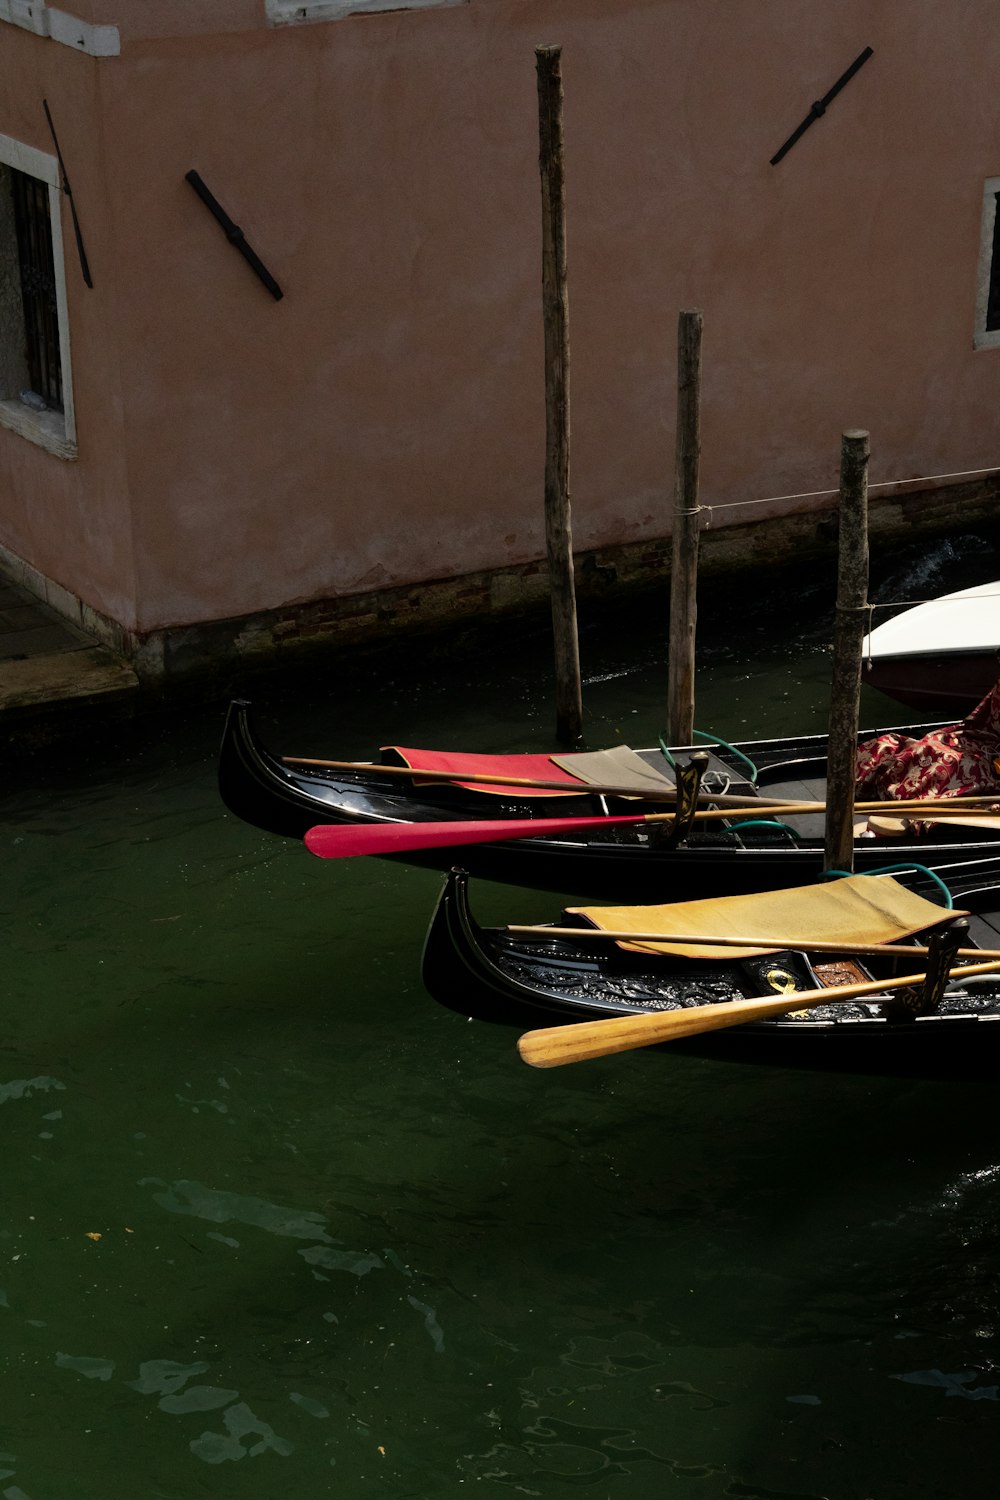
[11, 167, 62, 411]
[987, 192, 1000, 333]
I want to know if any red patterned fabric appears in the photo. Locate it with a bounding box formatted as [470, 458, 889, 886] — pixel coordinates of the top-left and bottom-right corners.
[855, 678, 1000, 803]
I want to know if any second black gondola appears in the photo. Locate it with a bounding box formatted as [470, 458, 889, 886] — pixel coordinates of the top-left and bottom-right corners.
[420, 862, 1000, 1074]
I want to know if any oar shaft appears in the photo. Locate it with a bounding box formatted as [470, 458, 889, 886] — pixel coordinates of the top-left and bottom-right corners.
[283, 755, 999, 815]
[654, 802, 999, 824]
[654, 803, 818, 822]
[284, 756, 691, 802]
[506, 925, 996, 960]
[517, 958, 1000, 1068]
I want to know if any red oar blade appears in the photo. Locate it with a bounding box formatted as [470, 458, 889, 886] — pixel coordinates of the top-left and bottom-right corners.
[304, 814, 648, 859]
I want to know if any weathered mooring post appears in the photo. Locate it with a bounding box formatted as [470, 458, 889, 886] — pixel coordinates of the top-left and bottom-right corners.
[536, 44, 583, 746]
[824, 429, 870, 872]
[666, 309, 703, 746]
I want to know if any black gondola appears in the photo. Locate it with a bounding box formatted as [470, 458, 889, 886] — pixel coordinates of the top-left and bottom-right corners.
[220, 700, 1000, 901]
[420, 864, 1000, 1072]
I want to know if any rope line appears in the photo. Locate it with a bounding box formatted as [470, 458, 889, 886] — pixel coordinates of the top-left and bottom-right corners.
[675, 463, 1000, 620]
[867, 590, 1000, 613]
[701, 464, 1000, 515]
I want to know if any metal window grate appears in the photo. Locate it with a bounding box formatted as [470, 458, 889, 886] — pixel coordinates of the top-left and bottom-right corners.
[11, 167, 63, 411]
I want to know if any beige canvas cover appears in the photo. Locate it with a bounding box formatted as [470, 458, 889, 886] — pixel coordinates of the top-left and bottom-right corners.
[552, 746, 675, 795]
[566, 874, 965, 959]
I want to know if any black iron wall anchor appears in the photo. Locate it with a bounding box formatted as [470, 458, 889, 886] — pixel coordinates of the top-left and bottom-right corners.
[769, 46, 874, 166]
[43, 99, 93, 288]
[185, 170, 283, 301]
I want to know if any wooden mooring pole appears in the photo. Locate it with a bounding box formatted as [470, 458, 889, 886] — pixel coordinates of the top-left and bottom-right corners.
[666, 309, 703, 746]
[536, 44, 583, 745]
[824, 429, 870, 872]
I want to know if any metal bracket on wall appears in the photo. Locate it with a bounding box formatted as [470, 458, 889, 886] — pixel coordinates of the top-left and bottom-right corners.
[185, 171, 284, 301]
[769, 46, 874, 166]
[43, 99, 93, 288]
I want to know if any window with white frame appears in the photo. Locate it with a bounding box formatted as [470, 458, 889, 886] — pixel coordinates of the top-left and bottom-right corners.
[266, 0, 464, 24]
[0, 133, 76, 458]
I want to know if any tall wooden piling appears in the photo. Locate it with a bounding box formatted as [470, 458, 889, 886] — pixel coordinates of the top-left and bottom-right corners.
[536, 44, 583, 745]
[824, 429, 870, 872]
[666, 310, 703, 746]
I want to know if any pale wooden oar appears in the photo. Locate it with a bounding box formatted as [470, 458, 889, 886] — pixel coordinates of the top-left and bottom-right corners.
[506, 925, 1000, 961]
[865, 812, 1000, 834]
[684, 803, 1000, 826]
[283, 755, 724, 803]
[517, 958, 1000, 1068]
[612, 801, 1000, 823]
[283, 754, 1000, 816]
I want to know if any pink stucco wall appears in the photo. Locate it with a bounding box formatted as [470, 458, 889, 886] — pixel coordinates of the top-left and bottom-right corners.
[2, 1, 1000, 635]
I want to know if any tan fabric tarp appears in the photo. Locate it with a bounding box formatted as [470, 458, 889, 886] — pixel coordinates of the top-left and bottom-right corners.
[566, 874, 965, 959]
[552, 746, 675, 794]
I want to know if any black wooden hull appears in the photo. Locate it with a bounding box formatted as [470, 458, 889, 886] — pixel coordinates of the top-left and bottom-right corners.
[218, 699, 1000, 901]
[420, 867, 1000, 1075]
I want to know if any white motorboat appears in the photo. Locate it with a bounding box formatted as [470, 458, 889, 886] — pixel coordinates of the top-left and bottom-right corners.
[862, 579, 1000, 713]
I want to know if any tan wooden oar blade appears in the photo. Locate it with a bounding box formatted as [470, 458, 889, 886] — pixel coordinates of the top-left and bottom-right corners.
[516, 958, 1000, 1068]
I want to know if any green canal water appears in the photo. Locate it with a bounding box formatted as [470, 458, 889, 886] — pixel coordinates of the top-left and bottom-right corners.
[5, 539, 1000, 1499]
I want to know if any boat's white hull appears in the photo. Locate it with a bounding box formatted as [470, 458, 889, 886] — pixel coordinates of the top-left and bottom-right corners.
[862, 580, 1000, 712]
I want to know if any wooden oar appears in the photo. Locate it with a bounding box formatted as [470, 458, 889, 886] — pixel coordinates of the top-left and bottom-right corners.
[283, 755, 700, 803]
[517, 958, 1000, 1068]
[281, 756, 797, 808]
[866, 812, 1000, 834]
[303, 799, 1000, 860]
[506, 925, 1000, 961]
[283, 755, 1000, 815]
